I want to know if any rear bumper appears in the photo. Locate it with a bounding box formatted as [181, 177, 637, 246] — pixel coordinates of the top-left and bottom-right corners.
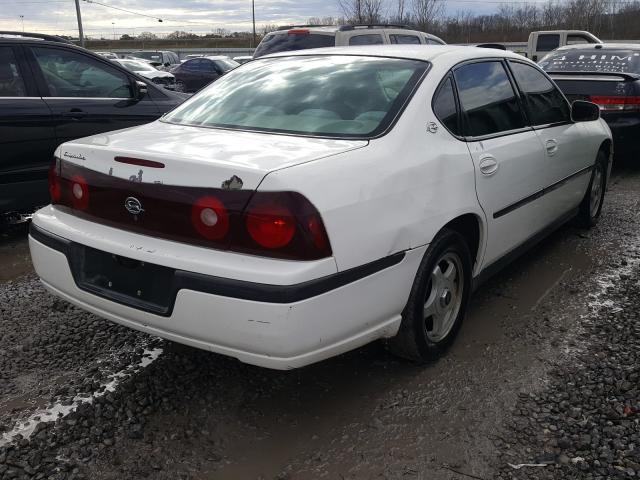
[29, 217, 423, 369]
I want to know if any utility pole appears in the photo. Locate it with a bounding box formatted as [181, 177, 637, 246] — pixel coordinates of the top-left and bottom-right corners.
[74, 0, 84, 46]
[19, 15, 24, 32]
[252, 0, 256, 49]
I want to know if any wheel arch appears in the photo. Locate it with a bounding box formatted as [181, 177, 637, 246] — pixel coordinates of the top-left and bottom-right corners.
[441, 213, 484, 273]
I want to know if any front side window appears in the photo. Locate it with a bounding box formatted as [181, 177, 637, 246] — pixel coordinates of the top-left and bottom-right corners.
[0, 47, 26, 97]
[349, 34, 384, 46]
[163, 55, 428, 138]
[536, 34, 560, 52]
[32, 47, 131, 98]
[432, 77, 459, 136]
[390, 34, 421, 45]
[454, 61, 526, 137]
[510, 62, 570, 126]
[182, 59, 199, 71]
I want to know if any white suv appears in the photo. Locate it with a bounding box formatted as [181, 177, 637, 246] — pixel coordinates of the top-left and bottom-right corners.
[30, 46, 611, 370]
[254, 24, 445, 57]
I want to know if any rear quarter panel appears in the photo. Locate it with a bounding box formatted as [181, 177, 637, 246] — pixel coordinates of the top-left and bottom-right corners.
[258, 67, 485, 272]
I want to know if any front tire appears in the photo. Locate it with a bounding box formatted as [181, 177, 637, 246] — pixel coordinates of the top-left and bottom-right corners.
[578, 150, 607, 228]
[389, 229, 472, 363]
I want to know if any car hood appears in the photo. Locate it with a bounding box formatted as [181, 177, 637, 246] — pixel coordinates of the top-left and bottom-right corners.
[58, 121, 367, 190]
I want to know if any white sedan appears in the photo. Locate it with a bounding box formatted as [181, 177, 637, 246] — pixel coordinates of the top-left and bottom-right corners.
[30, 45, 611, 369]
[114, 59, 176, 90]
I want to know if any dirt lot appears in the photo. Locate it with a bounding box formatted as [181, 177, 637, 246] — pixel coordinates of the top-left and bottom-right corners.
[0, 164, 639, 480]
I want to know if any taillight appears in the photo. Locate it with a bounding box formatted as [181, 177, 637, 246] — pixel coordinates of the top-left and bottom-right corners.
[51, 159, 332, 261]
[246, 200, 296, 249]
[233, 192, 331, 260]
[191, 196, 229, 240]
[48, 159, 61, 203]
[589, 95, 640, 112]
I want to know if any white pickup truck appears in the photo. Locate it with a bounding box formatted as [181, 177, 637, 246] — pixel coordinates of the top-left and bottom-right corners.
[527, 30, 601, 61]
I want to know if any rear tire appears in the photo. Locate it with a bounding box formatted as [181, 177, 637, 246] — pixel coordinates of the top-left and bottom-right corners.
[388, 229, 472, 363]
[577, 150, 607, 228]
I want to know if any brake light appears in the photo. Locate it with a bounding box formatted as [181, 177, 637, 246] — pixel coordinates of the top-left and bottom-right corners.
[288, 29, 310, 35]
[48, 159, 61, 203]
[246, 201, 296, 249]
[589, 95, 640, 112]
[191, 196, 229, 240]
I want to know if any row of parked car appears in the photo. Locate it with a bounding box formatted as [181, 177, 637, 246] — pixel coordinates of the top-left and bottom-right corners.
[2, 25, 639, 226]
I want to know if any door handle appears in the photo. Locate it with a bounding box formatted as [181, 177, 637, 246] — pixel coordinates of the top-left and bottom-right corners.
[478, 154, 499, 176]
[61, 109, 87, 120]
[546, 139, 558, 156]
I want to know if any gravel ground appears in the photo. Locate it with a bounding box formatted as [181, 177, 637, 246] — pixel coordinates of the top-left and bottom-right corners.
[0, 167, 639, 479]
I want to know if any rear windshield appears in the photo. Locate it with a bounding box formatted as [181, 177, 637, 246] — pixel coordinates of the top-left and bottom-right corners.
[254, 32, 335, 58]
[162, 55, 428, 138]
[540, 49, 640, 74]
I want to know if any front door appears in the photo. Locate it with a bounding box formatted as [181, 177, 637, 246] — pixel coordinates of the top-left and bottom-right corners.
[453, 60, 549, 268]
[26, 45, 160, 146]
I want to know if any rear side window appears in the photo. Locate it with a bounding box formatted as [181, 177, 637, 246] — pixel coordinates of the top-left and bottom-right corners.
[254, 32, 335, 57]
[539, 49, 640, 74]
[389, 34, 421, 45]
[454, 61, 526, 137]
[0, 47, 26, 97]
[536, 34, 560, 52]
[566, 35, 590, 45]
[510, 62, 570, 126]
[433, 77, 460, 136]
[426, 38, 445, 45]
[349, 34, 384, 46]
[32, 47, 132, 98]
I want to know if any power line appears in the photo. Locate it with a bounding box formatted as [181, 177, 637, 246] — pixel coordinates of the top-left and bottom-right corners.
[82, 0, 163, 22]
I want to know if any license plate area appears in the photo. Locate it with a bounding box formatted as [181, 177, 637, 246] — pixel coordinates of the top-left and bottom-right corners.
[72, 245, 175, 315]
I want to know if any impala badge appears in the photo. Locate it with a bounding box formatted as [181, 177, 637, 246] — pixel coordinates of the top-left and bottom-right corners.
[125, 197, 144, 215]
[221, 175, 243, 190]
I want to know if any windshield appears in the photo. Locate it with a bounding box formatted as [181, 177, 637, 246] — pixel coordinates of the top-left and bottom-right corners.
[254, 32, 335, 58]
[119, 60, 156, 72]
[163, 55, 428, 138]
[540, 49, 640, 74]
[213, 58, 240, 72]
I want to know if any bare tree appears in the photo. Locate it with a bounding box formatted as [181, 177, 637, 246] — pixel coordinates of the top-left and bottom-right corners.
[338, 0, 384, 24]
[412, 0, 444, 32]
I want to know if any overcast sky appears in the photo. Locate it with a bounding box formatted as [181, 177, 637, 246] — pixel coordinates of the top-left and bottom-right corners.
[0, 0, 548, 38]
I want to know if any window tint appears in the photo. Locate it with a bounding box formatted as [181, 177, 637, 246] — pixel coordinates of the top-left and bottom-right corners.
[254, 33, 335, 57]
[536, 34, 560, 52]
[389, 34, 421, 45]
[349, 34, 384, 46]
[164, 55, 428, 138]
[510, 62, 570, 126]
[0, 47, 26, 97]
[33, 47, 132, 98]
[433, 77, 459, 135]
[454, 61, 526, 137]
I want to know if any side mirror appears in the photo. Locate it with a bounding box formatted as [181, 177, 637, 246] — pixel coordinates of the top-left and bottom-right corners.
[164, 62, 171, 67]
[571, 100, 600, 122]
[134, 80, 148, 100]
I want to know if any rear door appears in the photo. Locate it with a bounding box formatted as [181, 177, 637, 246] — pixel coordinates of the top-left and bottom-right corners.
[453, 60, 548, 268]
[26, 44, 161, 145]
[0, 43, 56, 212]
[508, 60, 592, 216]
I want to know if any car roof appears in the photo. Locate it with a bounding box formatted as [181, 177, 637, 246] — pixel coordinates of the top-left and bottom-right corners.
[554, 43, 640, 51]
[262, 44, 525, 64]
